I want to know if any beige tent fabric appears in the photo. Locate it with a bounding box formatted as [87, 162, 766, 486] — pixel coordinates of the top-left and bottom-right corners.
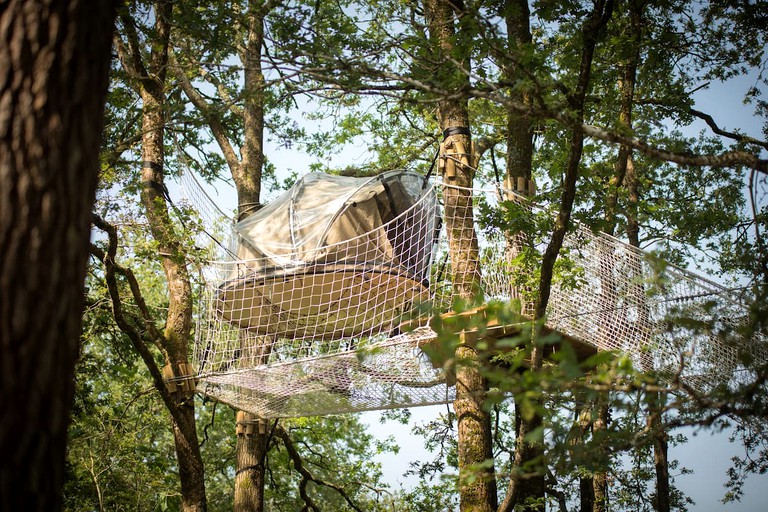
[233, 171, 432, 269]
[218, 170, 438, 339]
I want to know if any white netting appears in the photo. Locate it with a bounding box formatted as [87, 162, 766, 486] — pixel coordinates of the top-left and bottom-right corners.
[181, 171, 766, 418]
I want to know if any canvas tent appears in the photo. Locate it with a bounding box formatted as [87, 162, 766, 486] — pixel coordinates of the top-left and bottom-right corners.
[216, 170, 439, 340]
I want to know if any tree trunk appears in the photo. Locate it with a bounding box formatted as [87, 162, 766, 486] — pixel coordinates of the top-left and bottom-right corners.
[234, 412, 269, 511]
[652, 405, 671, 512]
[233, 0, 266, 221]
[575, 403, 595, 512]
[497, 3, 548, 510]
[131, 2, 207, 509]
[422, 1, 497, 511]
[592, 400, 610, 512]
[140, 66, 207, 512]
[506, 4, 614, 511]
[0, 1, 116, 510]
[503, 0, 534, 195]
[173, 0, 270, 502]
[231, 3, 269, 510]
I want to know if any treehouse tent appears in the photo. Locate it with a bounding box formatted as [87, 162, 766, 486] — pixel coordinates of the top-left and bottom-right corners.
[216, 170, 439, 340]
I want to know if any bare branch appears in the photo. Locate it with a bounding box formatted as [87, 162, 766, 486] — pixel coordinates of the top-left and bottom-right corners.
[169, 51, 242, 173]
[273, 426, 364, 512]
[689, 107, 768, 151]
[89, 213, 186, 425]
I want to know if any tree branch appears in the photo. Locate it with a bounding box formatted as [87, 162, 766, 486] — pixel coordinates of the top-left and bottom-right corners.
[115, 8, 150, 85]
[89, 214, 187, 426]
[689, 107, 768, 150]
[91, 213, 165, 344]
[579, 123, 768, 172]
[273, 426, 364, 512]
[169, 51, 243, 174]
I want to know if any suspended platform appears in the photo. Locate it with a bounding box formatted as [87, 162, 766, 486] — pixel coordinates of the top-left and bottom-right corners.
[181, 171, 766, 419]
[417, 305, 600, 375]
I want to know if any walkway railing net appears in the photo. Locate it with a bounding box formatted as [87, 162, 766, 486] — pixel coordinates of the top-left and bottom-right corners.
[181, 173, 762, 418]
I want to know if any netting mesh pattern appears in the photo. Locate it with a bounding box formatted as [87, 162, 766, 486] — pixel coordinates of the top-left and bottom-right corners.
[183, 173, 765, 418]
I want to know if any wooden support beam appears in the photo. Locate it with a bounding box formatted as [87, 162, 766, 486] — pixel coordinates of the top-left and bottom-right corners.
[412, 305, 598, 371]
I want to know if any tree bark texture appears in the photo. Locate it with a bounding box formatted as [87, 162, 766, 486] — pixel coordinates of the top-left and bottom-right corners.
[225, 4, 270, 509]
[422, 2, 497, 511]
[503, 0, 534, 189]
[234, 0, 266, 221]
[0, 1, 116, 509]
[234, 412, 269, 512]
[127, 2, 207, 509]
[497, 3, 548, 510]
[592, 400, 610, 512]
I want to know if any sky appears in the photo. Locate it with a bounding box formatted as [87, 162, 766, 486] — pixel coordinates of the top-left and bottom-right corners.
[361, 405, 767, 511]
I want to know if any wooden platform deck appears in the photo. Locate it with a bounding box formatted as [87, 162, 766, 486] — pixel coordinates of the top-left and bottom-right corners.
[407, 305, 599, 373]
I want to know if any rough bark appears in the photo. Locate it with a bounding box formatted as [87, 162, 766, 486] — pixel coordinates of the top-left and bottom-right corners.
[0, 1, 116, 509]
[183, 2, 270, 509]
[422, 1, 497, 511]
[117, 2, 208, 509]
[503, 0, 534, 192]
[234, 412, 269, 511]
[233, 0, 266, 221]
[496, 2, 548, 510]
[592, 400, 610, 512]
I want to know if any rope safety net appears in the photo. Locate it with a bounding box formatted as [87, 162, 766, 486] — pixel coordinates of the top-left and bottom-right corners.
[180, 169, 764, 418]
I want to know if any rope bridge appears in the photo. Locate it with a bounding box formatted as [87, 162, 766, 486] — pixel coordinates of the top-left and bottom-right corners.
[179, 170, 764, 418]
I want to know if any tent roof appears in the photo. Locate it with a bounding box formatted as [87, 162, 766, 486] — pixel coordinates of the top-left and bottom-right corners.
[234, 170, 432, 265]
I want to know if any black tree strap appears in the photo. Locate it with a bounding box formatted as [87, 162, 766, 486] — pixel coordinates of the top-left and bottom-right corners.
[442, 126, 471, 140]
[140, 161, 172, 202]
[141, 160, 163, 173]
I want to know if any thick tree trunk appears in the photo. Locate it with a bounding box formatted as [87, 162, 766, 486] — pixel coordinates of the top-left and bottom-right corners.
[0, 1, 116, 510]
[604, 1, 642, 237]
[132, 2, 207, 510]
[233, 0, 265, 221]
[422, 2, 497, 511]
[140, 80, 207, 512]
[234, 412, 269, 511]
[230, 3, 270, 510]
[497, 3, 548, 510]
[503, 0, 534, 192]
